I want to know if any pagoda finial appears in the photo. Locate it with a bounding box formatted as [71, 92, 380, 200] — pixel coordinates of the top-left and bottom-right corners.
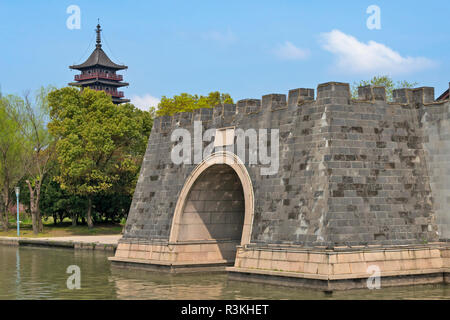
[96, 22, 102, 48]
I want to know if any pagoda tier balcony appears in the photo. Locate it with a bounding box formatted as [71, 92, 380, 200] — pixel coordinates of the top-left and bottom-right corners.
[74, 72, 123, 81]
[111, 91, 124, 98]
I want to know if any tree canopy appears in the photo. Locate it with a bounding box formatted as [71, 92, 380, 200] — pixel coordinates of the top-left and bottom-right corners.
[156, 91, 234, 116]
[7, 87, 56, 233]
[351, 75, 418, 101]
[0, 85, 153, 232]
[47, 87, 152, 228]
[0, 95, 28, 230]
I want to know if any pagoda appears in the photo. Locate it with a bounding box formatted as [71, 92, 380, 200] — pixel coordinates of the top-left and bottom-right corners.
[69, 24, 130, 104]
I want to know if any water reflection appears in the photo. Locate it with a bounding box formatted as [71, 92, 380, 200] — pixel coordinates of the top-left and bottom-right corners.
[110, 268, 227, 300]
[15, 248, 20, 298]
[0, 245, 448, 300]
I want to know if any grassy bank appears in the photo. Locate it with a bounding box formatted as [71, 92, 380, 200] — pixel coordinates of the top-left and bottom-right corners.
[0, 216, 124, 238]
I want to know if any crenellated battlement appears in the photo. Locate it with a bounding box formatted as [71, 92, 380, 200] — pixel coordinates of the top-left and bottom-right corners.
[316, 82, 351, 105]
[392, 87, 435, 104]
[288, 88, 314, 106]
[236, 99, 261, 114]
[357, 85, 386, 101]
[153, 81, 448, 133]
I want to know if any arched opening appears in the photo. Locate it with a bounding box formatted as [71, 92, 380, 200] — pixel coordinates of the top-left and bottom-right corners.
[177, 164, 245, 243]
[169, 152, 254, 264]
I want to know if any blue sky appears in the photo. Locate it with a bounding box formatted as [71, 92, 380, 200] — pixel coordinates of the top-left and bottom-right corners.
[0, 0, 449, 109]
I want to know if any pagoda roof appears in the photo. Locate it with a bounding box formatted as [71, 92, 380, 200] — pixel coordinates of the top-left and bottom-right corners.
[68, 78, 129, 87]
[70, 47, 127, 70]
[70, 24, 127, 70]
[112, 97, 131, 104]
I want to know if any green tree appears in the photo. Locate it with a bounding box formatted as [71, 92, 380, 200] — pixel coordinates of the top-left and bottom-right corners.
[0, 95, 27, 230]
[48, 87, 152, 229]
[156, 91, 234, 116]
[351, 75, 418, 101]
[37, 160, 87, 226]
[7, 87, 56, 234]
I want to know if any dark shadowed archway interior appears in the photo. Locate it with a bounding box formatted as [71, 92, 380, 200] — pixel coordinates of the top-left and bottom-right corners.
[177, 164, 245, 249]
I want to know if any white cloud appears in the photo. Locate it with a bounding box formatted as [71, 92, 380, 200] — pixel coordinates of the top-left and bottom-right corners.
[201, 29, 237, 46]
[130, 94, 160, 111]
[274, 41, 310, 60]
[320, 29, 436, 75]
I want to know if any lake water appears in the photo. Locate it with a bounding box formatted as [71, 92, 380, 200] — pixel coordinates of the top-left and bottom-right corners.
[0, 245, 448, 300]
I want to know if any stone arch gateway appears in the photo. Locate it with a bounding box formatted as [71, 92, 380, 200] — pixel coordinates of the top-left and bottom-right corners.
[110, 82, 450, 290]
[169, 152, 255, 248]
[112, 152, 255, 271]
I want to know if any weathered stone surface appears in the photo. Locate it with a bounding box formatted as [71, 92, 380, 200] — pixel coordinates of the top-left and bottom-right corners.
[121, 82, 450, 249]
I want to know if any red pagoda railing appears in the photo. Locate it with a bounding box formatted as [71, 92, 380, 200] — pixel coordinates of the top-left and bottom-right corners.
[75, 72, 123, 81]
[111, 91, 124, 98]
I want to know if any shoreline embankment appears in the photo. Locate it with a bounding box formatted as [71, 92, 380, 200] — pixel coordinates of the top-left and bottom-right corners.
[0, 235, 120, 251]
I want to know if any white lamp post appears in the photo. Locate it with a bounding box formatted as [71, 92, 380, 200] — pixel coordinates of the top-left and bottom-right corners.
[15, 187, 20, 237]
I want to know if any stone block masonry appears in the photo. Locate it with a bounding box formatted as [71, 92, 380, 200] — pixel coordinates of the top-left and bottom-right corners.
[110, 81, 450, 289]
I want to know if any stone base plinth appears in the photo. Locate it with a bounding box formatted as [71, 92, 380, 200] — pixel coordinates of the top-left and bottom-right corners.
[108, 239, 238, 273]
[228, 243, 450, 290]
[109, 240, 450, 290]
